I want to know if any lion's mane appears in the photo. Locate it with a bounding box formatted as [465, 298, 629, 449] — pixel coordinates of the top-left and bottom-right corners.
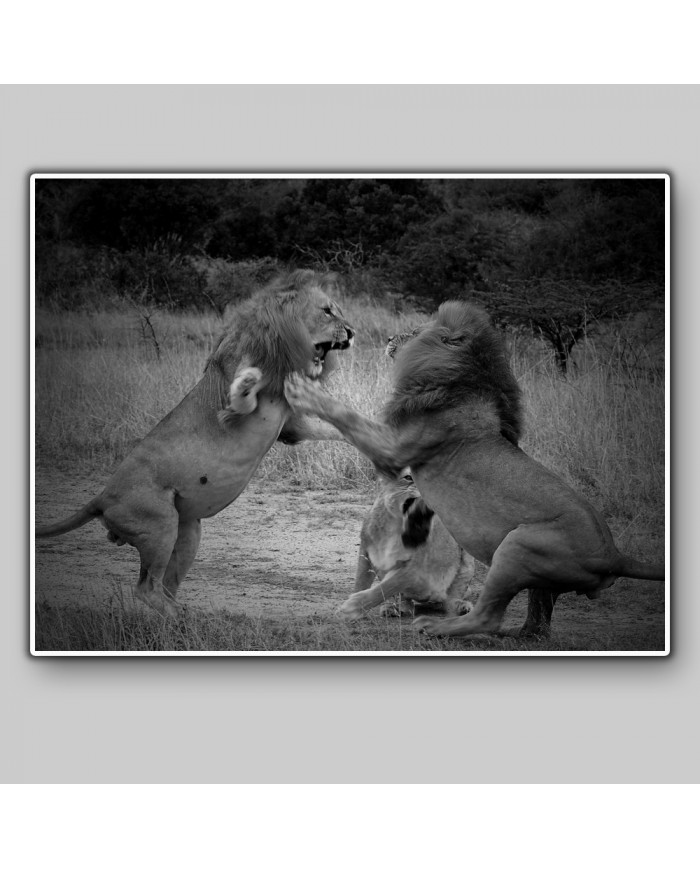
[205, 270, 341, 408]
[384, 301, 523, 445]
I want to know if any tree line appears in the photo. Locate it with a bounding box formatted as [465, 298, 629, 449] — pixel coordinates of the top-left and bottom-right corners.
[34, 176, 666, 368]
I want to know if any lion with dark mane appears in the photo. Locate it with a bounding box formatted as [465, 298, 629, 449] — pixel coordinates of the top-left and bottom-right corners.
[285, 300, 664, 639]
[36, 270, 354, 616]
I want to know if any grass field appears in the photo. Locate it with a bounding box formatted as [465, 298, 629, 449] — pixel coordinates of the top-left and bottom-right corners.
[32, 294, 667, 654]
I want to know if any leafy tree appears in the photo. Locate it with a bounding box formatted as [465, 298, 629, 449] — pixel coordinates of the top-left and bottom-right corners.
[66, 179, 219, 253]
[392, 209, 510, 305]
[430, 178, 553, 215]
[471, 278, 663, 372]
[517, 179, 665, 282]
[274, 178, 442, 259]
[207, 202, 278, 259]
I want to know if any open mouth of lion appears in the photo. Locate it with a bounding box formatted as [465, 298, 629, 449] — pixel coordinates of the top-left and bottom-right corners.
[311, 336, 354, 376]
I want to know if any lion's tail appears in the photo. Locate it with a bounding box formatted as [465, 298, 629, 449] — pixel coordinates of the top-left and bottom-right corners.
[615, 554, 665, 582]
[35, 501, 101, 538]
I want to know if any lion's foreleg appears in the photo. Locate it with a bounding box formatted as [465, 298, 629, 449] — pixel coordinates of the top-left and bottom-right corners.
[300, 418, 346, 442]
[354, 546, 376, 591]
[338, 564, 408, 619]
[278, 415, 347, 445]
[285, 374, 412, 475]
[332, 412, 405, 476]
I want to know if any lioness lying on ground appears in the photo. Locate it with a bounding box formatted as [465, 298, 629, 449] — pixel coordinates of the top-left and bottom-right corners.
[285, 301, 664, 639]
[36, 270, 355, 616]
[339, 473, 476, 620]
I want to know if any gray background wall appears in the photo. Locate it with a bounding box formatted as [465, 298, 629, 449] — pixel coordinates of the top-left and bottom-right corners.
[5, 85, 693, 783]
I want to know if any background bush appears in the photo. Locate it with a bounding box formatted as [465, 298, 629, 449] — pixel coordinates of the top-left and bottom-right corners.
[34, 177, 666, 371]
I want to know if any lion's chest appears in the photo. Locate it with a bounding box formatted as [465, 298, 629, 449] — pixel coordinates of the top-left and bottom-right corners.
[176, 461, 260, 519]
[173, 399, 287, 520]
[366, 538, 410, 576]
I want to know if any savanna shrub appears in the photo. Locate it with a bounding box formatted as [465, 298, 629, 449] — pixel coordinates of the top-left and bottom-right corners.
[109, 246, 207, 309]
[35, 241, 207, 310]
[191, 256, 281, 315]
[393, 210, 508, 305]
[35, 242, 118, 308]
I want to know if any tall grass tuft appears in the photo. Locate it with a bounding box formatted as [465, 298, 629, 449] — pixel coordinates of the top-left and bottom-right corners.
[513, 345, 664, 530]
[34, 298, 665, 551]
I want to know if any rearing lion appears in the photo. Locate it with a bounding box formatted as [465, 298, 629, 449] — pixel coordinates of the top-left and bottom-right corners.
[285, 300, 664, 639]
[35, 270, 355, 616]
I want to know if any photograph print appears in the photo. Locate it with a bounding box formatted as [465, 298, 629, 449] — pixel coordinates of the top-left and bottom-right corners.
[31, 174, 668, 655]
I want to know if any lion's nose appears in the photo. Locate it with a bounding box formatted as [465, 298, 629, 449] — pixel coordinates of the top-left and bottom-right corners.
[332, 325, 355, 349]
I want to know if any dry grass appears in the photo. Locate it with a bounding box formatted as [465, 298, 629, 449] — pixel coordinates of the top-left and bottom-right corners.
[33, 297, 666, 653]
[34, 300, 665, 527]
[33, 582, 665, 654]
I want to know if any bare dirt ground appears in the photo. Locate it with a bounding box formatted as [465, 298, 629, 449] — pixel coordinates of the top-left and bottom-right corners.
[34, 467, 371, 619]
[34, 468, 667, 650]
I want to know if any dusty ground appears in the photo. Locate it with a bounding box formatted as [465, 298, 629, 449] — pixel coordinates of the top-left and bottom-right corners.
[33, 468, 667, 649]
[34, 467, 372, 618]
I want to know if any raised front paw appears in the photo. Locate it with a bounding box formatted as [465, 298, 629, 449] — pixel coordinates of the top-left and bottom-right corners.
[284, 372, 324, 415]
[228, 367, 263, 413]
[219, 368, 263, 426]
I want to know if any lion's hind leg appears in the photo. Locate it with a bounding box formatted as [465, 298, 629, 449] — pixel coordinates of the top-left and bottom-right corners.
[162, 518, 202, 602]
[130, 513, 181, 618]
[353, 545, 376, 592]
[413, 574, 518, 637]
[519, 589, 560, 638]
[414, 532, 532, 637]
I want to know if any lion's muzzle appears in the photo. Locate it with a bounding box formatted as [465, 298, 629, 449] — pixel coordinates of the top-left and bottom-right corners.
[311, 325, 354, 377]
[314, 324, 355, 359]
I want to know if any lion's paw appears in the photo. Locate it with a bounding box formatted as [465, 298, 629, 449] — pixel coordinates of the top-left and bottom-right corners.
[337, 599, 365, 621]
[228, 367, 263, 414]
[379, 599, 414, 618]
[219, 368, 264, 425]
[413, 615, 441, 635]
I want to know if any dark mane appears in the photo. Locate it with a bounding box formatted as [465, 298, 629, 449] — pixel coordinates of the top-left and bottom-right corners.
[204, 269, 337, 401]
[384, 301, 523, 444]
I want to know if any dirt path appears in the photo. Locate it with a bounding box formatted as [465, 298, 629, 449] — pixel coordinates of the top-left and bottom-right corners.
[34, 468, 370, 618]
[33, 468, 666, 649]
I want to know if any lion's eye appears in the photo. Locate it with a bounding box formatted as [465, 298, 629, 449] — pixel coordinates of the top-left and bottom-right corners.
[322, 307, 333, 316]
